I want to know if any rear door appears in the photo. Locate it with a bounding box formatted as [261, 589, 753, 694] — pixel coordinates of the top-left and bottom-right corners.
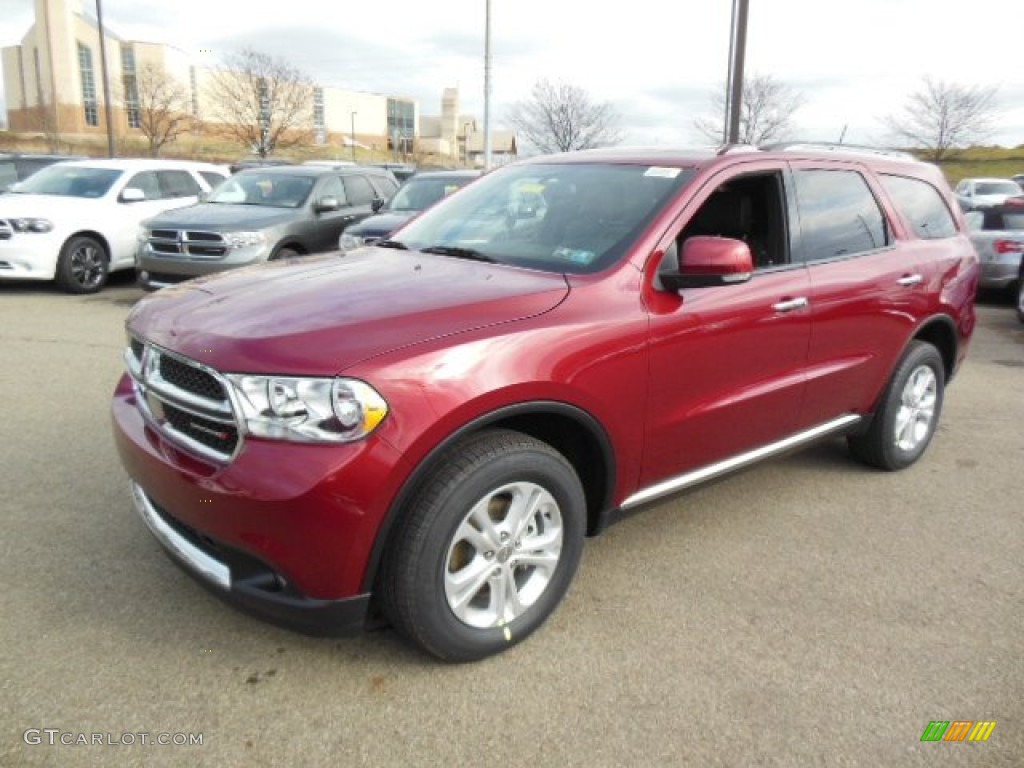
[789, 161, 932, 427]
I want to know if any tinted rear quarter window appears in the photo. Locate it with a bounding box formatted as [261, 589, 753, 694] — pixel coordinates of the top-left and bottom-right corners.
[199, 171, 227, 189]
[369, 175, 399, 199]
[880, 174, 957, 239]
[794, 169, 889, 261]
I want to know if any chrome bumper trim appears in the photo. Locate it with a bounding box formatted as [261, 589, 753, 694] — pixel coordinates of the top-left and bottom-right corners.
[131, 482, 231, 590]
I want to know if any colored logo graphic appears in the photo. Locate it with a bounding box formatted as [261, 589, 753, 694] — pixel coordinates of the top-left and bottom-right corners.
[920, 721, 996, 742]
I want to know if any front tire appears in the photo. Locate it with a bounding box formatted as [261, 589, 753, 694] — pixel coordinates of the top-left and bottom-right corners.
[56, 235, 108, 294]
[380, 429, 586, 662]
[848, 341, 945, 470]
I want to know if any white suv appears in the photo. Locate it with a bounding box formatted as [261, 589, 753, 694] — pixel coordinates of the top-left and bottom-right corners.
[0, 158, 228, 293]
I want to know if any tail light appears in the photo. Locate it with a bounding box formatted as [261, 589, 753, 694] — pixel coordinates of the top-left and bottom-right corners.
[993, 239, 1024, 254]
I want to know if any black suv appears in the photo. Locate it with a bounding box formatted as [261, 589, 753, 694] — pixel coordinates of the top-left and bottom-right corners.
[136, 165, 398, 290]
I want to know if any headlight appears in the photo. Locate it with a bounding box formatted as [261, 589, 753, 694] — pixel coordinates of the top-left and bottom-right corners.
[222, 231, 266, 249]
[225, 375, 388, 443]
[9, 217, 53, 233]
[339, 233, 365, 252]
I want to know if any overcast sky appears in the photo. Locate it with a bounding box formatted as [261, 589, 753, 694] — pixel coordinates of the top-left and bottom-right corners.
[2, 0, 1022, 147]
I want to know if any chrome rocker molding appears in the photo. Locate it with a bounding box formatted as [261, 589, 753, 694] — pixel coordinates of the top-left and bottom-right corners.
[620, 414, 863, 510]
[131, 482, 232, 590]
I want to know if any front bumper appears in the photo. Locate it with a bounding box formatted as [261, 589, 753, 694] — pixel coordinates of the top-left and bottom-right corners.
[136, 243, 269, 289]
[0, 232, 61, 280]
[130, 482, 370, 635]
[112, 373, 411, 635]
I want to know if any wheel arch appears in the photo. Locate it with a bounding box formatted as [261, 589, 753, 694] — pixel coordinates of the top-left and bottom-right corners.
[64, 230, 111, 258]
[912, 314, 958, 383]
[362, 400, 616, 593]
[270, 239, 307, 258]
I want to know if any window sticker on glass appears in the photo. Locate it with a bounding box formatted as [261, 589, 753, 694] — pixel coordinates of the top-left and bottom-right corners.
[552, 247, 596, 264]
[644, 167, 681, 178]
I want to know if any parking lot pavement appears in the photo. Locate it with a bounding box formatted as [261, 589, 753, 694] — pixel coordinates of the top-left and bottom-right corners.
[1, 280, 1022, 767]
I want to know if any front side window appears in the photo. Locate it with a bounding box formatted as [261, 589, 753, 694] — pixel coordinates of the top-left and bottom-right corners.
[158, 170, 201, 199]
[13, 165, 121, 198]
[342, 175, 376, 206]
[794, 169, 889, 261]
[975, 181, 1021, 196]
[318, 176, 346, 204]
[124, 171, 161, 200]
[392, 162, 693, 274]
[880, 174, 957, 240]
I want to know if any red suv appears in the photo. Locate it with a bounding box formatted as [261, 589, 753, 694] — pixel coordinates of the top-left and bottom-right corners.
[112, 145, 978, 661]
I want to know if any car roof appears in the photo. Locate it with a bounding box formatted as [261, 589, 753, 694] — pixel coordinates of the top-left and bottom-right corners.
[518, 144, 926, 172]
[55, 157, 227, 171]
[405, 169, 481, 180]
[962, 177, 1019, 184]
[234, 164, 394, 178]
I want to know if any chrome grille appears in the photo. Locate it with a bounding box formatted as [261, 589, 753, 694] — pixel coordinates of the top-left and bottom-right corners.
[0, 221, 12, 240]
[146, 229, 229, 259]
[125, 339, 240, 462]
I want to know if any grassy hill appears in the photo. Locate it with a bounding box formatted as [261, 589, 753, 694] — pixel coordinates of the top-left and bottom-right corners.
[920, 146, 1024, 185]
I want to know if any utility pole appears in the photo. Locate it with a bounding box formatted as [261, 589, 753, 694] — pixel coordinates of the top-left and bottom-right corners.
[350, 111, 358, 163]
[725, 0, 749, 145]
[95, 0, 115, 156]
[483, 0, 492, 170]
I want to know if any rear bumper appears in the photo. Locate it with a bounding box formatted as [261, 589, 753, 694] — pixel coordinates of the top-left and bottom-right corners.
[978, 258, 1020, 290]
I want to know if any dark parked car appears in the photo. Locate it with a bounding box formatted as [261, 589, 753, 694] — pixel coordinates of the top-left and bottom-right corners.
[136, 165, 398, 290]
[339, 169, 480, 250]
[0, 152, 85, 191]
[228, 158, 295, 175]
[114, 145, 978, 661]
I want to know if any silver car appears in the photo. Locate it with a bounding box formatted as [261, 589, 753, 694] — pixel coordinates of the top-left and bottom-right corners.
[965, 204, 1024, 291]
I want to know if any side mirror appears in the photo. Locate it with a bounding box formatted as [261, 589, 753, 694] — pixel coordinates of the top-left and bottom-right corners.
[371, 197, 385, 213]
[661, 236, 753, 290]
[315, 196, 341, 213]
[120, 187, 145, 203]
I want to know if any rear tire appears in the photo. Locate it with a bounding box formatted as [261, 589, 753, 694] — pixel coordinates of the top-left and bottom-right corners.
[848, 341, 944, 471]
[56, 235, 108, 294]
[270, 246, 301, 260]
[379, 429, 586, 662]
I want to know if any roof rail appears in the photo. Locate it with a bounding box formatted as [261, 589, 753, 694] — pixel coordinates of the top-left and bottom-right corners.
[761, 142, 916, 160]
[716, 143, 761, 156]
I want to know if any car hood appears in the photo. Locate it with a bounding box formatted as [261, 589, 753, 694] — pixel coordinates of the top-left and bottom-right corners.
[347, 211, 415, 238]
[127, 248, 570, 376]
[143, 203, 298, 230]
[0, 193, 106, 217]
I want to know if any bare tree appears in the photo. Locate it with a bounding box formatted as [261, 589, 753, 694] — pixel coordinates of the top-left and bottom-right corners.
[127, 63, 193, 157]
[882, 77, 998, 161]
[206, 49, 314, 157]
[506, 79, 623, 154]
[694, 74, 805, 145]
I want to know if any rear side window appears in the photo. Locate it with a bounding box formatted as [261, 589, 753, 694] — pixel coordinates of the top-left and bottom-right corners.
[794, 169, 889, 261]
[342, 175, 376, 206]
[158, 170, 201, 199]
[880, 175, 957, 239]
[199, 171, 227, 189]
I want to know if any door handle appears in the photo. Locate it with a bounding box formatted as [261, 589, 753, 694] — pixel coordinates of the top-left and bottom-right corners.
[771, 297, 809, 312]
[897, 274, 923, 287]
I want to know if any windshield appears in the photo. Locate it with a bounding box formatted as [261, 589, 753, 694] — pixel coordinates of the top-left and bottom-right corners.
[390, 162, 693, 274]
[12, 165, 122, 198]
[208, 173, 314, 208]
[975, 181, 1021, 196]
[387, 176, 474, 212]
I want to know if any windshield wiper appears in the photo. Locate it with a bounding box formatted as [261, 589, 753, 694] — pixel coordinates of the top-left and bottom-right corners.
[375, 239, 409, 250]
[419, 245, 495, 262]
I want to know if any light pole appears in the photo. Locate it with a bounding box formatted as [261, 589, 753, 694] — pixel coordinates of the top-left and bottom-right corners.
[95, 0, 115, 156]
[724, 0, 749, 145]
[483, 0, 492, 170]
[463, 121, 473, 167]
[350, 111, 358, 162]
